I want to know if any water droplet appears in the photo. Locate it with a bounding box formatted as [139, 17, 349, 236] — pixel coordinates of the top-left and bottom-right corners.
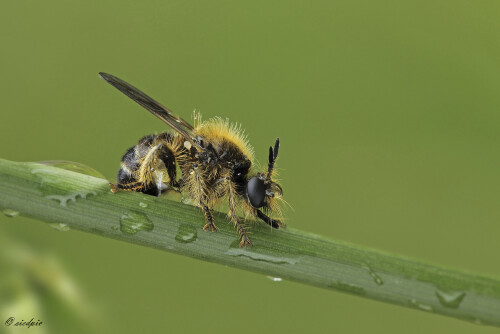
[435, 289, 466, 309]
[139, 202, 148, 208]
[410, 299, 433, 312]
[45, 191, 96, 207]
[31, 167, 61, 185]
[119, 211, 154, 234]
[181, 197, 195, 205]
[3, 209, 19, 218]
[38, 160, 105, 179]
[175, 224, 197, 243]
[266, 276, 283, 282]
[328, 281, 366, 296]
[49, 223, 70, 232]
[225, 245, 300, 265]
[362, 265, 383, 285]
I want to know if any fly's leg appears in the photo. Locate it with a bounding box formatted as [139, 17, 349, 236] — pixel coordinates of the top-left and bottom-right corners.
[200, 201, 217, 232]
[227, 189, 251, 247]
[222, 176, 251, 247]
[110, 181, 146, 193]
[156, 135, 180, 191]
[229, 208, 251, 247]
[256, 209, 284, 229]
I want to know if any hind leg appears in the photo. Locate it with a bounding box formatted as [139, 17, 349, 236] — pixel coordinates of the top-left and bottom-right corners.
[113, 163, 160, 195]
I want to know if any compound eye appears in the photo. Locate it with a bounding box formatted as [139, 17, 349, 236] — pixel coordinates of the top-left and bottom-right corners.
[247, 177, 266, 208]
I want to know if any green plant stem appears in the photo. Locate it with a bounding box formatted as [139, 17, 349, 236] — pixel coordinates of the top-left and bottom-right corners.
[0, 158, 499, 326]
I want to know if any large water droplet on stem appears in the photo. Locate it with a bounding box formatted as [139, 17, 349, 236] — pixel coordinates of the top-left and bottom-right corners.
[175, 224, 197, 243]
[38, 160, 105, 179]
[435, 289, 466, 309]
[119, 211, 154, 234]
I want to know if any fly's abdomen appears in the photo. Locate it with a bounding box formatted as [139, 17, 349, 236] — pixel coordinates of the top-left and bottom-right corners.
[117, 146, 139, 185]
[116, 133, 178, 196]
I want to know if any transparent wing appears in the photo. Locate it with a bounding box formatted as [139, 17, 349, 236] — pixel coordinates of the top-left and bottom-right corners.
[99, 72, 201, 150]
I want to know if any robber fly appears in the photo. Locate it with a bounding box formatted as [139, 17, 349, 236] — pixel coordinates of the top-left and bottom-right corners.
[99, 72, 284, 247]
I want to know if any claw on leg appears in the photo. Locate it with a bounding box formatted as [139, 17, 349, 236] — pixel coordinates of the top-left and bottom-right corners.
[109, 183, 119, 193]
[239, 234, 252, 248]
[256, 209, 284, 229]
[203, 222, 217, 232]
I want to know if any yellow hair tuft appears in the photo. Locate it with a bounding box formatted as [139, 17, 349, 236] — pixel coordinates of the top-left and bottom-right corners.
[196, 117, 255, 162]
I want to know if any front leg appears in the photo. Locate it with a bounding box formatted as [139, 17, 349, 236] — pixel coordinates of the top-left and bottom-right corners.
[229, 210, 251, 247]
[256, 209, 284, 229]
[227, 193, 251, 247]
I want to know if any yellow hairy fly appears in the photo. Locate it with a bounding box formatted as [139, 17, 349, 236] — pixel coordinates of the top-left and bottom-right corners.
[100, 72, 284, 247]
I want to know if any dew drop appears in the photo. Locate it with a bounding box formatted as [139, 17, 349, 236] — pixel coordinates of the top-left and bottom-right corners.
[266, 276, 283, 282]
[181, 197, 195, 205]
[119, 211, 154, 234]
[328, 281, 366, 296]
[435, 290, 466, 309]
[225, 243, 300, 265]
[45, 191, 96, 207]
[175, 224, 197, 243]
[3, 209, 19, 218]
[410, 299, 433, 312]
[139, 202, 148, 208]
[30, 167, 60, 185]
[38, 160, 105, 179]
[49, 223, 70, 232]
[362, 265, 384, 286]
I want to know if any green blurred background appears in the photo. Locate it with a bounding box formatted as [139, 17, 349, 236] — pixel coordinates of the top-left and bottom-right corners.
[1, 0, 500, 333]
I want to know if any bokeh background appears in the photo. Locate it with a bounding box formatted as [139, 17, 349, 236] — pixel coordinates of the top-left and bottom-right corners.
[1, 0, 500, 333]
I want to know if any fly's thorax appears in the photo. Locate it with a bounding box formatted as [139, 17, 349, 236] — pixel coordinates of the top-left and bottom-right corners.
[194, 117, 255, 163]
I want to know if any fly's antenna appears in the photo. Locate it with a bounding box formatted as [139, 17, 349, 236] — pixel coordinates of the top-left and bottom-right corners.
[266, 138, 279, 180]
